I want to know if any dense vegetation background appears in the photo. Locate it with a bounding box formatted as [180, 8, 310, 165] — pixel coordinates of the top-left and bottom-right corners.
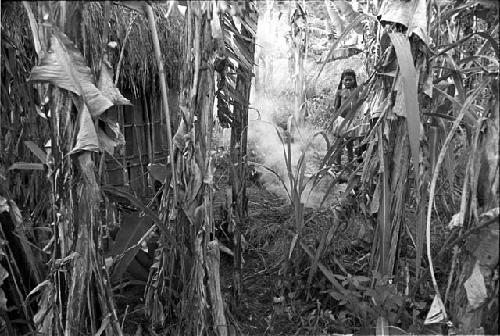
[0, 1, 498, 335]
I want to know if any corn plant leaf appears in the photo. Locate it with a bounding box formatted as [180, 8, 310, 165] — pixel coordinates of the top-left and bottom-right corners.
[101, 185, 162, 225]
[26, 279, 50, 301]
[424, 294, 446, 324]
[24, 141, 47, 163]
[0, 196, 8, 213]
[22, 2, 42, 58]
[29, 30, 113, 118]
[379, 0, 428, 44]
[113, 1, 146, 16]
[300, 241, 347, 295]
[389, 33, 421, 187]
[332, 1, 364, 34]
[376, 316, 390, 336]
[70, 105, 99, 155]
[0, 264, 9, 285]
[313, 14, 368, 85]
[98, 60, 131, 106]
[8, 162, 44, 170]
[97, 127, 117, 155]
[325, 0, 344, 35]
[477, 31, 500, 58]
[147, 163, 172, 183]
[211, 2, 223, 39]
[464, 260, 489, 310]
[111, 212, 153, 282]
[225, 82, 249, 107]
[0, 290, 6, 311]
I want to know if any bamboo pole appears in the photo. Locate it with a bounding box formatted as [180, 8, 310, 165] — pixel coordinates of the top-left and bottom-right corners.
[144, 3, 178, 212]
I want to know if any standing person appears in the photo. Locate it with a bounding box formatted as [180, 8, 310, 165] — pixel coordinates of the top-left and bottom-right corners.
[332, 69, 359, 165]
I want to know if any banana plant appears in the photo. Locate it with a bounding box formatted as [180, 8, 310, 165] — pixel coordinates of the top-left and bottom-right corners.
[23, 1, 129, 334]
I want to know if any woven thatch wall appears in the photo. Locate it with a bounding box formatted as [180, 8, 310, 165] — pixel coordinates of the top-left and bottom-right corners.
[1, 2, 50, 211]
[1, 1, 184, 200]
[81, 2, 183, 95]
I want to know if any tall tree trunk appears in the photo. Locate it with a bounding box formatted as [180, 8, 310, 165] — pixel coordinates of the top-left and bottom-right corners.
[230, 18, 256, 308]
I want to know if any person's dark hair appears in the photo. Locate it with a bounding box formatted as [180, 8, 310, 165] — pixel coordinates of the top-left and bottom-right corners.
[337, 69, 358, 90]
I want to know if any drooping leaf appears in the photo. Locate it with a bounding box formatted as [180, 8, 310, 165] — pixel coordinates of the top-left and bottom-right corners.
[0, 196, 8, 213]
[97, 60, 131, 106]
[332, 1, 363, 34]
[463, 261, 489, 310]
[389, 33, 421, 188]
[424, 294, 447, 324]
[211, 1, 223, 39]
[300, 241, 347, 295]
[325, 0, 344, 36]
[0, 289, 6, 311]
[226, 82, 249, 107]
[101, 185, 162, 226]
[147, 163, 172, 183]
[313, 14, 370, 85]
[379, 0, 428, 44]
[24, 141, 47, 163]
[29, 30, 113, 118]
[70, 105, 99, 155]
[97, 118, 125, 155]
[97, 127, 118, 155]
[8, 162, 45, 170]
[22, 2, 42, 58]
[376, 316, 390, 336]
[111, 212, 154, 282]
[0, 264, 9, 285]
[113, 1, 146, 16]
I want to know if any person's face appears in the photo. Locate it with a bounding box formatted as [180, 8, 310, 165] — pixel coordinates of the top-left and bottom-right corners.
[343, 75, 355, 89]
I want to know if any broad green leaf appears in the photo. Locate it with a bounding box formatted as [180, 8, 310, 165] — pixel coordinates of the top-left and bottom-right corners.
[97, 60, 131, 106]
[8, 162, 44, 170]
[22, 2, 42, 58]
[226, 82, 249, 107]
[379, 0, 428, 44]
[101, 185, 163, 227]
[332, 1, 363, 34]
[325, 0, 344, 36]
[464, 261, 488, 310]
[97, 117, 125, 155]
[147, 163, 172, 183]
[424, 295, 446, 324]
[97, 127, 118, 155]
[29, 31, 113, 118]
[376, 316, 389, 336]
[0, 264, 8, 285]
[0, 290, 6, 311]
[111, 212, 154, 283]
[24, 141, 47, 163]
[70, 105, 99, 155]
[115, 1, 146, 16]
[313, 14, 369, 85]
[389, 33, 421, 188]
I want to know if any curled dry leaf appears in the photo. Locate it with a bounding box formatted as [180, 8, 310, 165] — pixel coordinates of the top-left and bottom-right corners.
[29, 30, 113, 118]
[464, 260, 488, 310]
[379, 0, 428, 44]
[148, 163, 172, 183]
[424, 294, 446, 325]
[97, 60, 131, 107]
[447, 213, 463, 230]
[70, 105, 99, 155]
